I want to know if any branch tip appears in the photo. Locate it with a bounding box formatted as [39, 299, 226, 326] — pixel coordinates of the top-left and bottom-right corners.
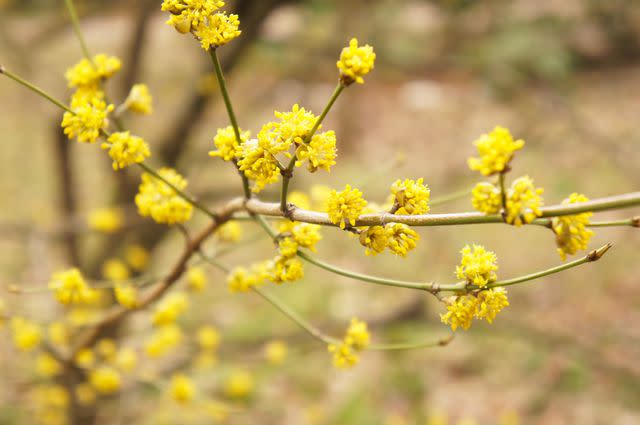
[587, 243, 613, 262]
[0, 64, 5, 74]
[439, 334, 455, 346]
[632, 216, 640, 228]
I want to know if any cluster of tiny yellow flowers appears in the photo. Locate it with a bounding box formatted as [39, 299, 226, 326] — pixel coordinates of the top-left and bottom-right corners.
[125, 244, 150, 271]
[327, 184, 368, 229]
[87, 206, 124, 233]
[169, 373, 196, 404]
[102, 258, 130, 281]
[264, 340, 288, 365]
[161, 0, 241, 50]
[504, 176, 544, 226]
[194, 325, 221, 369]
[391, 178, 430, 215]
[145, 323, 183, 357]
[209, 125, 250, 161]
[61, 96, 114, 144]
[152, 292, 189, 326]
[440, 288, 509, 331]
[135, 168, 193, 224]
[48, 268, 98, 305]
[101, 131, 151, 170]
[468, 126, 524, 176]
[65, 54, 122, 89]
[114, 282, 139, 309]
[337, 38, 376, 85]
[89, 366, 121, 394]
[359, 223, 419, 257]
[471, 182, 502, 214]
[10, 317, 42, 351]
[295, 130, 338, 172]
[455, 244, 498, 288]
[552, 193, 594, 260]
[186, 267, 208, 292]
[216, 221, 243, 243]
[125, 84, 153, 115]
[328, 318, 370, 369]
[223, 369, 254, 399]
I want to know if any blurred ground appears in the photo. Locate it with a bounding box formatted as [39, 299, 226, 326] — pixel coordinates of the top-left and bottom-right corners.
[1, 1, 639, 424]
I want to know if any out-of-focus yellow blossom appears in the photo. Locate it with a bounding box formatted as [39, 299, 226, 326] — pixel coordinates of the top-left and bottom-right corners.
[36, 353, 62, 377]
[345, 318, 370, 350]
[30, 384, 70, 409]
[87, 207, 124, 233]
[328, 342, 359, 369]
[186, 267, 207, 292]
[327, 184, 368, 229]
[65, 54, 122, 88]
[311, 184, 332, 211]
[504, 176, 544, 226]
[337, 38, 376, 85]
[468, 126, 524, 176]
[227, 263, 268, 293]
[328, 317, 370, 369]
[114, 282, 138, 309]
[193, 351, 218, 370]
[194, 12, 241, 50]
[277, 237, 299, 258]
[288, 191, 312, 210]
[209, 125, 250, 161]
[75, 348, 95, 369]
[471, 182, 502, 214]
[268, 256, 304, 284]
[61, 97, 114, 144]
[102, 131, 150, 170]
[296, 130, 337, 172]
[197, 325, 221, 350]
[391, 178, 430, 215]
[152, 292, 189, 326]
[47, 322, 69, 346]
[203, 401, 231, 423]
[135, 168, 193, 224]
[162, 0, 225, 31]
[475, 288, 509, 323]
[264, 340, 288, 365]
[440, 295, 479, 331]
[67, 308, 101, 327]
[102, 259, 130, 282]
[552, 193, 594, 260]
[144, 324, 183, 357]
[216, 221, 242, 243]
[385, 223, 419, 257]
[223, 369, 253, 399]
[49, 268, 97, 305]
[125, 244, 150, 271]
[456, 244, 498, 287]
[359, 225, 389, 255]
[169, 374, 196, 404]
[89, 366, 121, 394]
[75, 383, 97, 406]
[115, 347, 137, 372]
[290, 222, 322, 251]
[125, 84, 153, 114]
[96, 338, 118, 360]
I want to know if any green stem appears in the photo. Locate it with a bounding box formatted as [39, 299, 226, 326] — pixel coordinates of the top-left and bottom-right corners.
[368, 334, 454, 351]
[64, 0, 91, 60]
[209, 48, 251, 199]
[0, 67, 72, 113]
[588, 218, 639, 227]
[498, 172, 507, 211]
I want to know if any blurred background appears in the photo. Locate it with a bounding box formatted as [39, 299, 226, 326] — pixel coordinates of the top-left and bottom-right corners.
[1, 0, 640, 424]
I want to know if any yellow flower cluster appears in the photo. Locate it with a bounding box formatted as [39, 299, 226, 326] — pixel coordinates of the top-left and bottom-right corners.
[10, 317, 42, 351]
[65, 54, 122, 89]
[440, 288, 509, 331]
[327, 184, 368, 229]
[145, 323, 183, 357]
[328, 318, 370, 369]
[209, 125, 250, 161]
[125, 83, 153, 115]
[237, 138, 283, 193]
[216, 221, 243, 243]
[337, 38, 376, 85]
[455, 244, 498, 288]
[135, 168, 193, 224]
[504, 176, 544, 226]
[264, 340, 288, 365]
[223, 369, 254, 399]
[114, 282, 139, 309]
[49, 268, 98, 305]
[102, 258, 130, 281]
[227, 263, 269, 293]
[169, 374, 196, 404]
[471, 182, 502, 214]
[89, 366, 121, 394]
[87, 207, 124, 233]
[295, 130, 338, 172]
[186, 267, 208, 292]
[125, 244, 150, 271]
[552, 193, 594, 260]
[468, 126, 525, 176]
[359, 223, 419, 257]
[61, 96, 114, 144]
[102, 131, 151, 170]
[161, 1, 241, 50]
[391, 178, 430, 215]
[152, 292, 189, 326]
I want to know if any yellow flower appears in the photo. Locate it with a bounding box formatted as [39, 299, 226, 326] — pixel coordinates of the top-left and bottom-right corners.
[268, 256, 304, 284]
[390, 178, 430, 215]
[209, 125, 250, 161]
[169, 374, 196, 404]
[144, 324, 183, 357]
[89, 366, 121, 394]
[74, 348, 95, 368]
[96, 338, 118, 360]
[101, 131, 151, 170]
[162, 0, 226, 33]
[35, 353, 62, 377]
[87, 207, 124, 233]
[328, 342, 360, 369]
[216, 221, 243, 243]
[75, 383, 97, 406]
[30, 384, 70, 409]
[471, 182, 502, 214]
[475, 288, 509, 323]
[504, 176, 544, 226]
[152, 292, 189, 326]
[61, 97, 114, 144]
[223, 369, 253, 399]
[65, 54, 122, 88]
[359, 226, 389, 256]
[264, 340, 288, 365]
[440, 294, 479, 331]
[125, 83, 153, 114]
[467, 126, 525, 176]
[552, 193, 594, 260]
[327, 184, 368, 229]
[237, 138, 282, 193]
[102, 259, 130, 282]
[125, 244, 149, 271]
[197, 325, 220, 350]
[385, 223, 419, 257]
[115, 347, 137, 372]
[269, 104, 319, 146]
[135, 168, 193, 224]
[277, 236, 299, 258]
[455, 244, 498, 288]
[70, 86, 105, 108]
[194, 12, 241, 50]
[328, 317, 370, 369]
[186, 267, 207, 292]
[290, 222, 322, 251]
[337, 38, 376, 85]
[296, 130, 337, 173]
[345, 318, 370, 350]
[49, 268, 97, 305]
[227, 264, 267, 293]
[114, 282, 138, 309]
[47, 322, 69, 346]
